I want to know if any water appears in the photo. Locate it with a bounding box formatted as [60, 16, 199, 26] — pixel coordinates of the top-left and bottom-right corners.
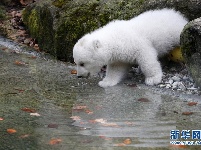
[0, 36, 201, 150]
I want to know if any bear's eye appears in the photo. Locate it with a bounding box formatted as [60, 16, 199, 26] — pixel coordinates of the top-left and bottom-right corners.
[79, 63, 84, 67]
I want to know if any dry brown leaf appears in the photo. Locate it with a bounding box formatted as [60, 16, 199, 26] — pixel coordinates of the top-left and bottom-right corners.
[187, 102, 198, 106]
[48, 124, 59, 129]
[7, 129, 17, 134]
[0, 118, 4, 121]
[21, 107, 36, 113]
[71, 70, 77, 74]
[138, 98, 150, 102]
[85, 109, 93, 114]
[182, 112, 193, 115]
[14, 60, 27, 66]
[123, 138, 132, 145]
[49, 138, 62, 145]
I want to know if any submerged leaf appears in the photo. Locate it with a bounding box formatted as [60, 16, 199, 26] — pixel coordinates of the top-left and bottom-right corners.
[187, 102, 198, 106]
[49, 138, 62, 145]
[21, 108, 36, 113]
[7, 129, 17, 134]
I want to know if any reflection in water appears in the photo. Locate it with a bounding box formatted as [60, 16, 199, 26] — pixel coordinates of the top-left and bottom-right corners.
[72, 85, 176, 147]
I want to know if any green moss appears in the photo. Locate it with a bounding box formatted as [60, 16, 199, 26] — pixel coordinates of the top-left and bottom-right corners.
[52, 0, 65, 8]
[28, 9, 40, 36]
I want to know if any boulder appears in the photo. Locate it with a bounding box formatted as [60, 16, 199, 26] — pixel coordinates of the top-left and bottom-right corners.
[21, 0, 201, 62]
[181, 18, 201, 87]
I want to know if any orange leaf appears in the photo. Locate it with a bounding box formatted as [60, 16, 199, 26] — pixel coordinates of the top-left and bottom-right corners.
[123, 138, 132, 145]
[71, 70, 77, 74]
[182, 112, 193, 115]
[14, 61, 26, 66]
[170, 144, 187, 148]
[0, 117, 4, 121]
[49, 138, 62, 145]
[187, 102, 198, 106]
[21, 108, 36, 113]
[7, 129, 17, 134]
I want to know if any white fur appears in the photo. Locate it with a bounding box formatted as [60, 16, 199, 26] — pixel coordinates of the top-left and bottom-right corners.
[73, 9, 188, 88]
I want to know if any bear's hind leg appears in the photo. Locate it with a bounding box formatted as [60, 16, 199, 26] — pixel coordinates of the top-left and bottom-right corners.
[98, 62, 130, 87]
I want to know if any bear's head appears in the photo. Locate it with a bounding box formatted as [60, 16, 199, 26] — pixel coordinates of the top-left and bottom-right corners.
[73, 36, 106, 78]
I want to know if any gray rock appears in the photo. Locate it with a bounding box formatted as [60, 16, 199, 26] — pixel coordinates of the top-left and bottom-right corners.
[181, 17, 201, 88]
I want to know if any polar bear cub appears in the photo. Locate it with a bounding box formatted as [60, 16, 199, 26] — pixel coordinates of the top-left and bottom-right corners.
[73, 9, 188, 88]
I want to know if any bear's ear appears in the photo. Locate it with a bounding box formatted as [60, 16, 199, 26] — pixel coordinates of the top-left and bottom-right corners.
[92, 40, 102, 49]
[79, 38, 86, 46]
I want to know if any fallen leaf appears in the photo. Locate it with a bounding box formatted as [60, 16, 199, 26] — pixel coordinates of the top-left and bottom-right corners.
[14, 60, 27, 66]
[49, 138, 62, 145]
[71, 70, 77, 74]
[125, 122, 134, 126]
[72, 105, 87, 111]
[187, 102, 198, 106]
[70, 116, 81, 121]
[0, 118, 4, 121]
[102, 122, 119, 127]
[30, 113, 41, 116]
[182, 112, 193, 115]
[123, 138, 132, 145]
[48, 124, 58, 129]
[94, 118, 107, 124]
[21, 108, 36, 113]
[19, 134, 30, 138]
[7, 129, 17, 134]
[85, 109, 93, 114]
[170, 144, 187, 148]
[138, 98, 150, 102]
[114, 143, 126, 147]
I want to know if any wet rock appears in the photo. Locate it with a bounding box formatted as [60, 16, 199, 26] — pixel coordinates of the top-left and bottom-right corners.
[181, 17, 201, 88]
[22, 0, 201, 62]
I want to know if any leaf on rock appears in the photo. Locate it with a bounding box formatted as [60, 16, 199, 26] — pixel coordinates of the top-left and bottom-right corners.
[49, 138, 62, 145]
[187, 102, 198, 106]
[71, 70, 77, 75]
[182, 112, 193, 115]
[7, 129, 17, 134]
[21, 107, 36, 113]
[0, 118, 4, 121]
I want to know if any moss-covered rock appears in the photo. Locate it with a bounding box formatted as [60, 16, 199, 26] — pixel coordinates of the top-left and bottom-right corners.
[181, 18, 201, 87]
[22, 0, 201, 62]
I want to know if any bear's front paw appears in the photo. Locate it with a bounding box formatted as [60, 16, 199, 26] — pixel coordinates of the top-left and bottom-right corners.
[145, 75, 162, 86]
[98, 80, 118, 88]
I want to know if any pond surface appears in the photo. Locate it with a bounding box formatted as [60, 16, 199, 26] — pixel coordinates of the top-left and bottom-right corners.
[0, 37, 201, 150]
